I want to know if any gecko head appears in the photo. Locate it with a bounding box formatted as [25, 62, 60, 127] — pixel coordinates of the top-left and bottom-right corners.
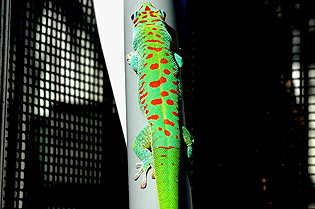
[131, 2, 166, 27]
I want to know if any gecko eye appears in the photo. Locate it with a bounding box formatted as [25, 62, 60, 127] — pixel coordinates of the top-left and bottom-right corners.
[131, 12, 138, 21]
[159, 10, 166, 20]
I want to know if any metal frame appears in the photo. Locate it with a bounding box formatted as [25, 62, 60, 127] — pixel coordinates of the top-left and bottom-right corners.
[0, 0, 11, 208]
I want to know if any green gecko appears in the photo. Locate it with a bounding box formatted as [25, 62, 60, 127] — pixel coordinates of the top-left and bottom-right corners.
[127, 3, 194, 209]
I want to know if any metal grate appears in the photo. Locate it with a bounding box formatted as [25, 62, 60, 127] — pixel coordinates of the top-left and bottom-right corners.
[1, 0, 127, 208]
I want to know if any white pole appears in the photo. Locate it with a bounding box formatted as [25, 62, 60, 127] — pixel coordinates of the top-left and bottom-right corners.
[124, 1, 193, 208]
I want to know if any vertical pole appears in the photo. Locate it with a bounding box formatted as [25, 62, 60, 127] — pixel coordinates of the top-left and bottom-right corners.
[124, 1, 192, 208]
[0, 0, 11, 208]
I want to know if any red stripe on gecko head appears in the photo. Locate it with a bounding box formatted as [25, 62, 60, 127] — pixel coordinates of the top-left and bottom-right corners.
[147, 46, 163, 52]
[145, 6, 151, 11]
[146, 40, 165, 45]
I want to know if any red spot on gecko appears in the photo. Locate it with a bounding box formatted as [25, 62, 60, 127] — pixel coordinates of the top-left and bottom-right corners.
[164, 130, 171, 136]
[140, 92, 148, 100]
[139, 81, 145, 90]
[146, 110, 149, 114]
[166, 99, 174, 105]
[165, 53, 169, 56]
[161, 155, 167, 157]
[135, 20, 148, 27]
[172, 111, 179, 117]
[169, 89, 178, 95]
[148, 32, 154, 35]
[158, 127, 163, 131]
[160, 91, 169, 97]
[156, 34, 161, 38]
[160, 58, 168, 64]
[151, 98, 162, 105]
[150, 63, 159, 70]
[146, 40, 165, 45]
[149, 77, 167, 88]
[140, 73, 147, 80]
[146, 54, 153, 59]
[145, 6, 151, 11]
[163, 69, 170, 75]
[133, 18, 139, 24]
[143, 63, 148, 67]
[139, 88, 145, 95]
[141, 99, 146, 105]
[152, 28, 157, 30]
[147, 46, 163, 52]
[148, 114, 159, 120]
[158, 146, 175, 149]
[172, 81, 178, 86]
[164, 119, 175, 127]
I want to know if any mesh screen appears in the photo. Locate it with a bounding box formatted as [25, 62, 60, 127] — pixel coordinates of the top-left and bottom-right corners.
[2, 0, 127, 208]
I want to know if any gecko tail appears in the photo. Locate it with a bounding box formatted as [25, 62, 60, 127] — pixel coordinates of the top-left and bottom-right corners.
[153, 147, 180, 209]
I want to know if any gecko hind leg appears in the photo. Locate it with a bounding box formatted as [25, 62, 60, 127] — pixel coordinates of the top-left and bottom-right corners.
[132, 124, 154, 189]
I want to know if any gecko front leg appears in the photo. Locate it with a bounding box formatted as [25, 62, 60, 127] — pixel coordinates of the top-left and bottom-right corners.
[132, 124, 155, 189]
[126, 51, 139, 74]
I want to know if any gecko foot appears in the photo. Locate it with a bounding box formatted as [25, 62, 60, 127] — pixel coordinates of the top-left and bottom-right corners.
[126, 52, 136, 65]
[133, 159, 154, 189]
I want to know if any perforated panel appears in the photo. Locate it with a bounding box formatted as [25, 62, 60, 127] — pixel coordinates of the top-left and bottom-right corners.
[2, 0, 127, 208]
